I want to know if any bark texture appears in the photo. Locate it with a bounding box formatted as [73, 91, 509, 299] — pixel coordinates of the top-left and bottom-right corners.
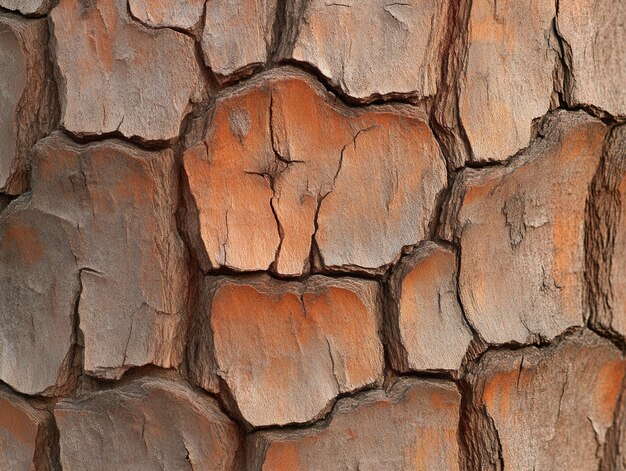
[0, 0, 624, 469]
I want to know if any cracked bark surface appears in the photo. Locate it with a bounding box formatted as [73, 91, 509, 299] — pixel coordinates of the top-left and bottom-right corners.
[248, 377, 461, 470]
[283, 0, 450, 102]
[459, 0, 557, 164]
[0, 13, 58, 195]
[587, 123, 626, 344]
[464, 330, 626, 470]
[191, 275, 384, 428]
[0, 0, 53, 15]
[184, 67, 446, 275]
[0, 197, 79, 395]
[443, 111, 607, 345]
[50, 0, 206, 142]
[32, 133, 188, 380]
[202, 0, 278, 81]
[0, 132, 188, 395]
[54, 377, 242, 471]
[387, 241, 473, 372]
[556, 0, 626, 117]
[128, 0, 205, 31]
[0, 0, 625, 468]
[0, 385, 58, 470]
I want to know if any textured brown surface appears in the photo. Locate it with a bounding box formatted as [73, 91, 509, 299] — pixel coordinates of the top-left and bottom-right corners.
[249, 377, 461, 470]
[0, 132, 187, 395]
[55, 377, 242, 470]
[0, 0, 625, 469]
[557, 0, 626, 117]
[285, 0, 450, 102]
[0, 386, 56, 470]
[459, 0, 556, 163]
[388, 242, 473, 372]
[0, 198, 78, 395]
[587, 124, 626, 344]
[184, 68, 446, 275]
[0, 0, 52, 15]
[50, 0, 205, 142]
[464, 330, 626, 470]
[34, 133, 188, 380]
[444, 111, 607, 345]
[0, 14, 57, 194]
[202, 0, 277, 80]
[191, 275, 384, 427]
[129, 0, 204, 31]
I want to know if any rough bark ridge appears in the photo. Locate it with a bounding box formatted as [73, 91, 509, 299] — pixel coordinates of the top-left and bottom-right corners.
[0, 0, 624, 469]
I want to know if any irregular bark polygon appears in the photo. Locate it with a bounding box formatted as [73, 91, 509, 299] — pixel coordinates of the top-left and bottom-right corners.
[388, 242, 473, 371]
[0, 199, 79, 395]
[557, 0, 626, 117]
[0, 378, 57, 470]
[197, 275, 384, 427]
[248, 378, 461, 470]
[128, 0, 205, 30]
[0, 132, 187, 394]
[183, 68, 446, 275]
[0, 0, 53, 15]
[466, 330, 626, 469]
[31, 133, 188, 380]
[202, 0, 278, 80]
[587, 124, 626, 342]
[0, 14, 57, 195]
[50, 0, 205, 142]
[460, 0, 557, 163]
[55, 377, 242, 471]
[447, 111, 606, 345]
[286, 0, 450, 102]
